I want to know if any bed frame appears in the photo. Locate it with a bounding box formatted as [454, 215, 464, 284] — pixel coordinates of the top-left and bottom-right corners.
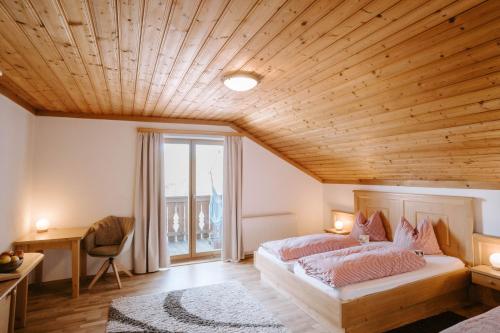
[255, 191, 474, 333]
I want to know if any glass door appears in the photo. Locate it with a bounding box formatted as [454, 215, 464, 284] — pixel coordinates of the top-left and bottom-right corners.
[164, 138, 223, 261]
[193, 141, 224, 256]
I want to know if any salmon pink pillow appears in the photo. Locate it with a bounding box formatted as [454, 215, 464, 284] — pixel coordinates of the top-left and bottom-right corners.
[394, 217, 442, 255]
[350, 211, 387, 242]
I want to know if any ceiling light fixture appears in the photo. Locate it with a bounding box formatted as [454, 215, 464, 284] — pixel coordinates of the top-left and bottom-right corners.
[223, 72, 259, 92]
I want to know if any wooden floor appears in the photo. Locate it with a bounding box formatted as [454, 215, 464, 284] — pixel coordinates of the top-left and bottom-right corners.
[17, 259, 328, 333]
[17, 259, 491, 333]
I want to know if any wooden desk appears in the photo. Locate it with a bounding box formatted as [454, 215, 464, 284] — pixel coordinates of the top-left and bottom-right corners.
[0, 253, 43, 333]
[14, 228, 88, 298]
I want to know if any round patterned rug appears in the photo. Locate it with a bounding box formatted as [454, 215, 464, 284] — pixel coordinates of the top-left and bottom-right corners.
[106, 281, 289, 332]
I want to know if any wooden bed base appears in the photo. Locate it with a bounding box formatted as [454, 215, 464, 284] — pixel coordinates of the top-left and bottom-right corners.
[255, 251, 469, 333]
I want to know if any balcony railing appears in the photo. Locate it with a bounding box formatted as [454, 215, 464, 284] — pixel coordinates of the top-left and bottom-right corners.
[166, 195, 222, 251]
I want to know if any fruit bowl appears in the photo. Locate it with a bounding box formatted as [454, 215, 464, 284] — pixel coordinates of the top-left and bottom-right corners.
[0, 258, 23, 273]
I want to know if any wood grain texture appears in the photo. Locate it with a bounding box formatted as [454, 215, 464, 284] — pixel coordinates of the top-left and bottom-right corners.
[0, 0, 500, 186]
[255, 250, 469, 333]
[18, 259, 329, 333]
[354, 190, 474, 265]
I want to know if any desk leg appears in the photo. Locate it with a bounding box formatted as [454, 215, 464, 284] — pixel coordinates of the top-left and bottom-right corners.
[8, 288, 17, 333]
[14, 276, 28, 329]
[72, 240, 80, 298]
[80, 243, 87, 278]
[35, 250, 44, 284]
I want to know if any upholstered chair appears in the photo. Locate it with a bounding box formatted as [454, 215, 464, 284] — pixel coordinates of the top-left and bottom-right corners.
[84, 216, 134, 289]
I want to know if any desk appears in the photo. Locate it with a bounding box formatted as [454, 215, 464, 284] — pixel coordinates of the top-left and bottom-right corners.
[0, 253, 43, 333]
[14, 228, 87, 298]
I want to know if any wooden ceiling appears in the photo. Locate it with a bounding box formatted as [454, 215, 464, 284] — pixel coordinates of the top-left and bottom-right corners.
[0, 0, 499, 187]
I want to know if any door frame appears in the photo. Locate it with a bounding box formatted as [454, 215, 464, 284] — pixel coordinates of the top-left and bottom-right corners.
[165, 137, 223, 262]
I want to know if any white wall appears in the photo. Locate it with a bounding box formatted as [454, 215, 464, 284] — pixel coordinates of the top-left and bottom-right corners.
[32, 116, 323, 281]
[0, 95, 34, 252]
[323, 184, 500, 236]
[242, 138, 323, 235]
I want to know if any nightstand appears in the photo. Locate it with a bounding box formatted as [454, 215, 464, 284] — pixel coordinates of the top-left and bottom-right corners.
[470, 265, 500, 292]
[324, 228, 350, 235]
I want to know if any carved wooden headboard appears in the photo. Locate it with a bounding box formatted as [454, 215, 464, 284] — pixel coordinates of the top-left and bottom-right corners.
[354, 191, 474, 265]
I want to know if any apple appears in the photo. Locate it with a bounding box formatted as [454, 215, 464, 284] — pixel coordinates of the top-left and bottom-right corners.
[11, 255, 19, 263]
[0, 255, 11, 265]
[15, 250, 24, 259]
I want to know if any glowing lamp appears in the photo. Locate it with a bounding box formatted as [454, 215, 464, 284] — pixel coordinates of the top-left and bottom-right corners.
[36, 218, 49, 233]
[334, 220, 344, 231]
[223, 73, 259, 91]
[490, 253, 500, 270]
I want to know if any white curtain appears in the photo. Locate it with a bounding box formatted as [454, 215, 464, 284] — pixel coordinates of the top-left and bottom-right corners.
[222, 136, 243, 262]
[133, 132, 169, 273]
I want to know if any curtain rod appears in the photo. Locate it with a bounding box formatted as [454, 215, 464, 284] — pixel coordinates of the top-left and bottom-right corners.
[137, 127, 244, 136]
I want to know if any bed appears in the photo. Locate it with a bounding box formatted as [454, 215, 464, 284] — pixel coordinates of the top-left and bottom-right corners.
[255, 191, 474, 333]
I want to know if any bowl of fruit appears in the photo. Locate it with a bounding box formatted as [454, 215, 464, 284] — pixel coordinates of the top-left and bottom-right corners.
[0, 250, 24, 273]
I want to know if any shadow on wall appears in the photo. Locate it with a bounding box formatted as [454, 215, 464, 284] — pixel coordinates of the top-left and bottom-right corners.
[473, 198, 484, 234]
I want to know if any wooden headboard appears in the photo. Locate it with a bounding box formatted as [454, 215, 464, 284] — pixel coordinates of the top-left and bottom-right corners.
[354, 191, 474, 265]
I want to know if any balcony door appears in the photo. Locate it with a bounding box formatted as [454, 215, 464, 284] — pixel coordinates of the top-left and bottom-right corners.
[164, 138, 224, 261]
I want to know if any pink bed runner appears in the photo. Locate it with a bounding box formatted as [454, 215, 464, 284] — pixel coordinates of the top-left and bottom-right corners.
[261, 234, 360, 261]
[298, 243, 426, 287]
[441, 306, 500, 333]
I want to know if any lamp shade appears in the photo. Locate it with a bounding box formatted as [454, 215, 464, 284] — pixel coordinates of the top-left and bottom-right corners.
[490, 253, 500, 270]
[334, 220, 344, 231]
[36, 218, 49, 233]
[223, 73, 259, 91]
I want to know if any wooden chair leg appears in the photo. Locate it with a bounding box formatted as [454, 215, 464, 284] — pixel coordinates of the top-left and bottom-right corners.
[115, 262, 133, 277]
[88, 259, 110, 290]
[111, 260, 122, 289]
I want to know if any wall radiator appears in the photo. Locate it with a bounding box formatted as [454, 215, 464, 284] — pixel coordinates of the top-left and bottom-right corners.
[242, 213, 297, 255]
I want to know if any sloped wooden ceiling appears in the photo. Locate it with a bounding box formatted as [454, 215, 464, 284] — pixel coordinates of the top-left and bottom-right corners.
[0, 0, 499, 187]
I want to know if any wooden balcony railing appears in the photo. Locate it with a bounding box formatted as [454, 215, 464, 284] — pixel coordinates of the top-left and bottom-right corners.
[166, 195, 222, 248]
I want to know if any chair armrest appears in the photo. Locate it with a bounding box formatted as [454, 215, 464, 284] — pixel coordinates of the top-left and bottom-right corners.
[83, 231, 96, 252]
[117, 231, 134, 254]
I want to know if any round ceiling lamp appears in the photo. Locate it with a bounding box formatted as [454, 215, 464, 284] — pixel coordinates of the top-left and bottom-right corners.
[222, 72, 259, 92]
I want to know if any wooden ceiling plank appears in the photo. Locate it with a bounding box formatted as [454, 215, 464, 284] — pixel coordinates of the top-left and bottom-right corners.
[323, 180, 500, 190]
[0, 0, 91, 112]
[193, 0, 376, 119]
[151, 0, 231, 116]
[270, 78, 500, 150]
[233, 0, 485, 126]
[254, 38, 500, 139]
[171, 0, 314, 117]
[117, 0, 144, 114]
[287, 138, 500, 163]
[177, 0, 346, 118]
[199, 0, 405, 120]
[162, 0, 261, 118]
[214, 0, 459, 120]
[263, 58, 500, 146]
[88, 0, 123, 114]
[240, 0, 495, 129]
[143, 0, 201, 115]
[58, 0, 113, 114]
[0, 37, 59, 110]
[0, 73, 43, 111]
[28, 0, 102, 113]
[132, 0, 173, 114]
[0, 1, 81, 112]
[281, 118, 500, 157]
